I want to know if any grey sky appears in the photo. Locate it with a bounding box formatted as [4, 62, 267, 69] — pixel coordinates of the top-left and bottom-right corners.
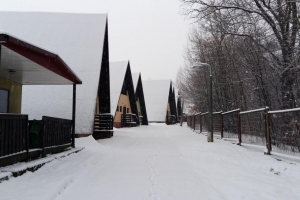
[0, 0, 190, 81]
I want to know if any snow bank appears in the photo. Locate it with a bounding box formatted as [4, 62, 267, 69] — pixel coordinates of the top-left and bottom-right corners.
[75, 136, 104, 149]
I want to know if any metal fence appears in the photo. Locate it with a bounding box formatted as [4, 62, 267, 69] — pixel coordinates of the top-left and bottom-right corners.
[240, 108, 267, 147]
[186, 107, 300, 156]
[269, 108, 300, 156]
[0, 114, 29, 157]
[42, 116, 72, 149]
[194, 113, 201, 132]
[221, 109, 240, 139]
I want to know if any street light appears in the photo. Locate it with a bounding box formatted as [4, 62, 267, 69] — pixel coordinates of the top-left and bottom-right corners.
[192, 62, 213, 142]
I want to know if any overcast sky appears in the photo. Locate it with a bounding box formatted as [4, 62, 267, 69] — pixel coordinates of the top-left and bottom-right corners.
[0, 0, 190, 81]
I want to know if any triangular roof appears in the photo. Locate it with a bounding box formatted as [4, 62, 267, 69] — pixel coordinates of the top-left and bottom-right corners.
[0, 11, 107, 134]
[131, 72, 148, 125]
[131, 73, 140, 92]
[174, 87, 179, 105]
[142, 80, 171, 122]
[110, 61, 129, 115]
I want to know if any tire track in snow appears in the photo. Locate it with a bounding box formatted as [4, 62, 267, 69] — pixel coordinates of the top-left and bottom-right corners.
[50, 177, 74, 200]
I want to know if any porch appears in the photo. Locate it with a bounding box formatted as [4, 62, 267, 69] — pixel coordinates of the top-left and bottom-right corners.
[121, 113, 139, 127]
[93, 114, 114, 139]
[166, 115, 177, 125]
[0, 33, 81, 167]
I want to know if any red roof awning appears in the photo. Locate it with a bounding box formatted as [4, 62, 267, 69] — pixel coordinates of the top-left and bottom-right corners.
[0, 33, 82, 85]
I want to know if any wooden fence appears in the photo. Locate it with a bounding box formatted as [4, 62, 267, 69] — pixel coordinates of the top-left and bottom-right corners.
[186, 107, 300, 156]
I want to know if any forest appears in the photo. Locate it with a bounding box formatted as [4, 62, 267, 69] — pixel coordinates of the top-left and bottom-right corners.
[177, 0, 300, 112]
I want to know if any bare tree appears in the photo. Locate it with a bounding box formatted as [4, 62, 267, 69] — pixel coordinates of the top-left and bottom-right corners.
[180, 0, 300, 109]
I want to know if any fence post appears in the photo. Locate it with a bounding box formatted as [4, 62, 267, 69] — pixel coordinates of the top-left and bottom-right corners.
[237, 110, 242, 145]
[265, 108, 272, 155]
[220, 112, 223, 138]
[193, 115, 196, 131]
[200, 114, 202, 133]
[41, 117, 46, 157]
[198, 113, 201, 134]
[25, 116, 29, 161]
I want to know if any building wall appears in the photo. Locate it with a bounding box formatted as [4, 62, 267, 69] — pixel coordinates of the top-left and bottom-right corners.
[114, 92, 131, 126]
[167, 102, 171, 116]
[0, 77, 22, 114]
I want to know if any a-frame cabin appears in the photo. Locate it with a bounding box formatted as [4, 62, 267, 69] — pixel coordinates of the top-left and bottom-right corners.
[93, 20, 114, 139]
[166, 84, 177, 125]
[132, 73, 148, 125]
[0, 12, 112, 137]
[143, 80, 177, 124]
[110, 61, 139, 128]
[176, 90, 183, 123]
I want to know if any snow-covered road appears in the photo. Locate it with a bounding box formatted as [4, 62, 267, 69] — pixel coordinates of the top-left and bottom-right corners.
[1, 123, 300, 200]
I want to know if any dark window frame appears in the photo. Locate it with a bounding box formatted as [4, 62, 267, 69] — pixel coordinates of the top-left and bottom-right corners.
[0, 87, 10, 113]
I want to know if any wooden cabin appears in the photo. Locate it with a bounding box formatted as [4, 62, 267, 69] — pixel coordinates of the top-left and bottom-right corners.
[142, 80, 177, 124]
[0, 12, 113, 139]
[132, 73, 148, 125]
[110, 61, 139, 128]
[0, 33, 81, 167]
[176, 90, 183, 123]
[168, 86, 177, 125]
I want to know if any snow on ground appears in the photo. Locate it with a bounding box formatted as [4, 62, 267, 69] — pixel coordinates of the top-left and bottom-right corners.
[0, 123, 300, 200]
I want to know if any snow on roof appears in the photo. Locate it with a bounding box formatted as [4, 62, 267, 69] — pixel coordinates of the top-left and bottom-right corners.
[110, 61, 128, 116]
[142, 80, 171, 122]
[131, 73, 140, 92]
[0, 11, 107, 134]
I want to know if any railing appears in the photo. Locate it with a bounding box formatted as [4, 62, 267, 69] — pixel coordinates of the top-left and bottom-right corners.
[177, 116, 181, 123]
[139, 116, 143, 125]
[221, 109, 240, 139]
[186, 107, 300, 156]
[269, 108, 300, 156]
[194, 113, 201, 132]
[240, 108, 268, 147]
[94, 114, 113, 131]
[196, 112, 222, 135]
[121, 113, 139, 127]
[42, 116, 72, 149]
[0, 114, 29, 157]
[166, 115, 176, 125]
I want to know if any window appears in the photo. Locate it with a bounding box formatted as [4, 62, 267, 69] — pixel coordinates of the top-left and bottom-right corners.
[127, 108, 129, 113]
[116, 106, 119, 112]
[120, 106, 122, 112]
[0, 89, 9, 113]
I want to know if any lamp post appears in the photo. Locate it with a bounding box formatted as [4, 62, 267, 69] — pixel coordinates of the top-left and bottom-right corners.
[192, 62, 213, 142]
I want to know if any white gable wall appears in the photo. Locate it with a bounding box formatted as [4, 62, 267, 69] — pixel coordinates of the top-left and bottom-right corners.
[0, 11, 107, 134]
[142, 80, 170, 122]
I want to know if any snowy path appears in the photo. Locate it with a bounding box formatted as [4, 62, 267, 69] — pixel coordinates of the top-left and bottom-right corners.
[1, 123, 300, 200]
